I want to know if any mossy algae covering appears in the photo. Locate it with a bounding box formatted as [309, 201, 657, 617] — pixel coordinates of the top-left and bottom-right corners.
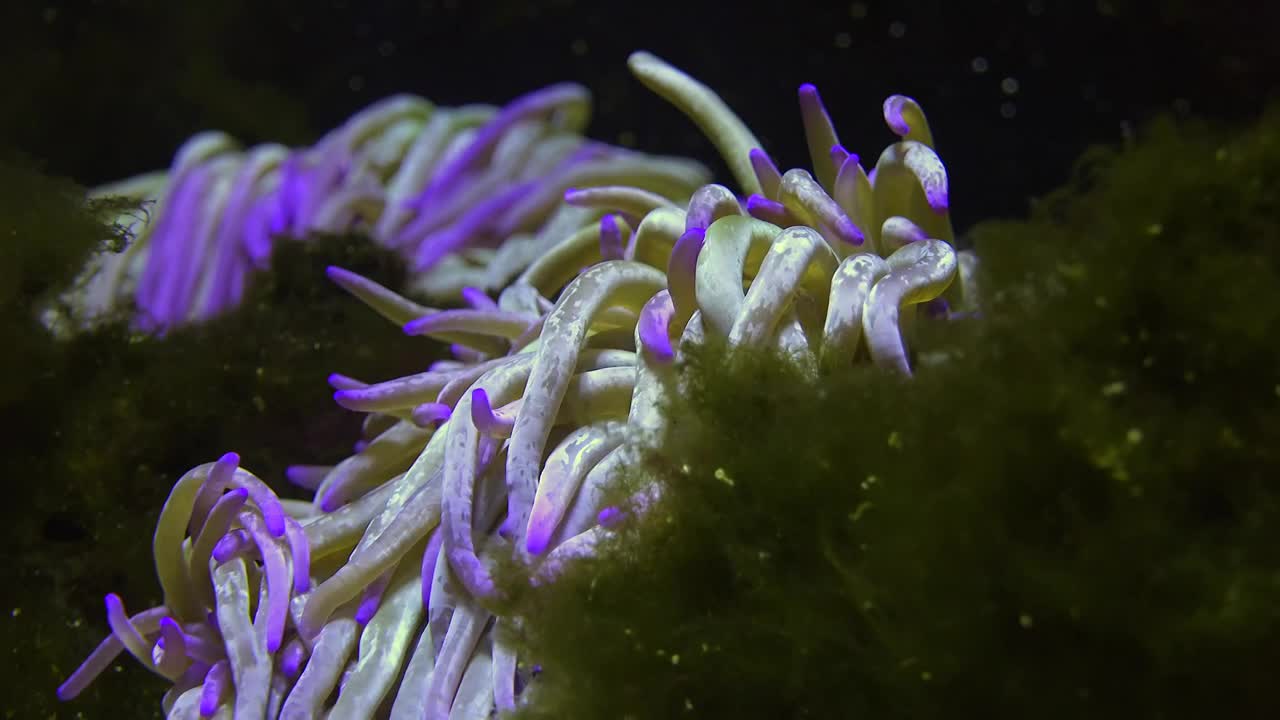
[0, 154, 444, 719]
[495, 108, 1280, 718]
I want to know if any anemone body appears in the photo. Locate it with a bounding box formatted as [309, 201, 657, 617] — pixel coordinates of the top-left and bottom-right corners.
[55, 86, 708, 334]
[60, 50, 969, 718]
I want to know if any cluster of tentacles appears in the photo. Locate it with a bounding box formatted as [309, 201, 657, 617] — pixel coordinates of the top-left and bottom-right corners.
[58, 51, 977, 718]
[52, 82, 706, 333]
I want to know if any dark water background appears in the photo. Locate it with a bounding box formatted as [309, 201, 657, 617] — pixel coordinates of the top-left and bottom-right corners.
[1, 0, 1276, 717]
[9, 0, 1278, 231]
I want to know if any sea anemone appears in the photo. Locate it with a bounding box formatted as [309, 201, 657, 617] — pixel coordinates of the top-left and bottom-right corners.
[58, 49, 969, 718]
[50, 84, 707, 335]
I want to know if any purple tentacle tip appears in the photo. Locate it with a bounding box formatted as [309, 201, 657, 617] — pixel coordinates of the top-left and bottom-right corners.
[835, 216, 866, 246]
[212, 535, 239, 563]
[599, 214, 624, 261]
[597, 506, 624, 527]
[746, 194, 791, 226]
[355, 573, 392, 624]
[318, 486, 346, 513]
[327, 372, 366, 391]
[928, 186, 950, 214]
[354, 592, 382, 625]
[798, 83, 834, 121]
[831, 144, 858, 169]
[403, 316, 431, 336]
[285, 520, 312, 593]
[199, 661, 230, 716]
[104, 592, 125, 615]
[470, 388, 508, 435]
[639, 314, 674, 363]
[471, 388, 492, 414]
[525, 534, 548, 556]
[461, 286, 496, 310]
[884, 95, 916, 138]
[284, 466, 318, 490]
[411, 402, 452, 428]
[748, 194, 782, 212]
[280, 645, 305, 679]
[829, 144, 851, 168]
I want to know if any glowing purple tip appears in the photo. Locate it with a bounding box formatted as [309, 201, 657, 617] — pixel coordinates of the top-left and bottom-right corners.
[317, 485, 347, 513]
[327, 373, 364, 391]
[599, 214, 624, 261]
[155, 617, 186, 674]
[323, 265, 350, 284]
[831, 144, 858, 169]
[797, 84, 835, 127]
[470, 388, 510, 435]
[461, 286, 496, 310]
[104, 593, 126, 617]
[829, 144, 850, 167]
[200, 661, 230, 716]
[284, 465, 327, 491]
[883, 95, 917, 138]
[927, 186, 949, 213]
[525, 530, 549, 557]
[212, 533, 243, 563]
[280, 642, 308, 680]
[638, 311, 674, 363]
[354, 585, 384, 624]
[284, 518, 312, 593]
[403, 315, 434, 336]
[746, 194, 791, 226]
[599, 506, 627, 527]
[747, 147, 772, 167]
[356, 570, 394, 625]
[748, 148, 782, 198]
[834, 216, 866, 246]
[411, 402, 452, 428]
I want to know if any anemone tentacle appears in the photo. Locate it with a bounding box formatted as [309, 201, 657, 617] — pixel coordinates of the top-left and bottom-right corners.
[60, 49, 972, 718]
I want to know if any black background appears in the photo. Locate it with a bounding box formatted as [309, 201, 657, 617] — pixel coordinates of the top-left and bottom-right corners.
[6, 0, 1278, 232]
